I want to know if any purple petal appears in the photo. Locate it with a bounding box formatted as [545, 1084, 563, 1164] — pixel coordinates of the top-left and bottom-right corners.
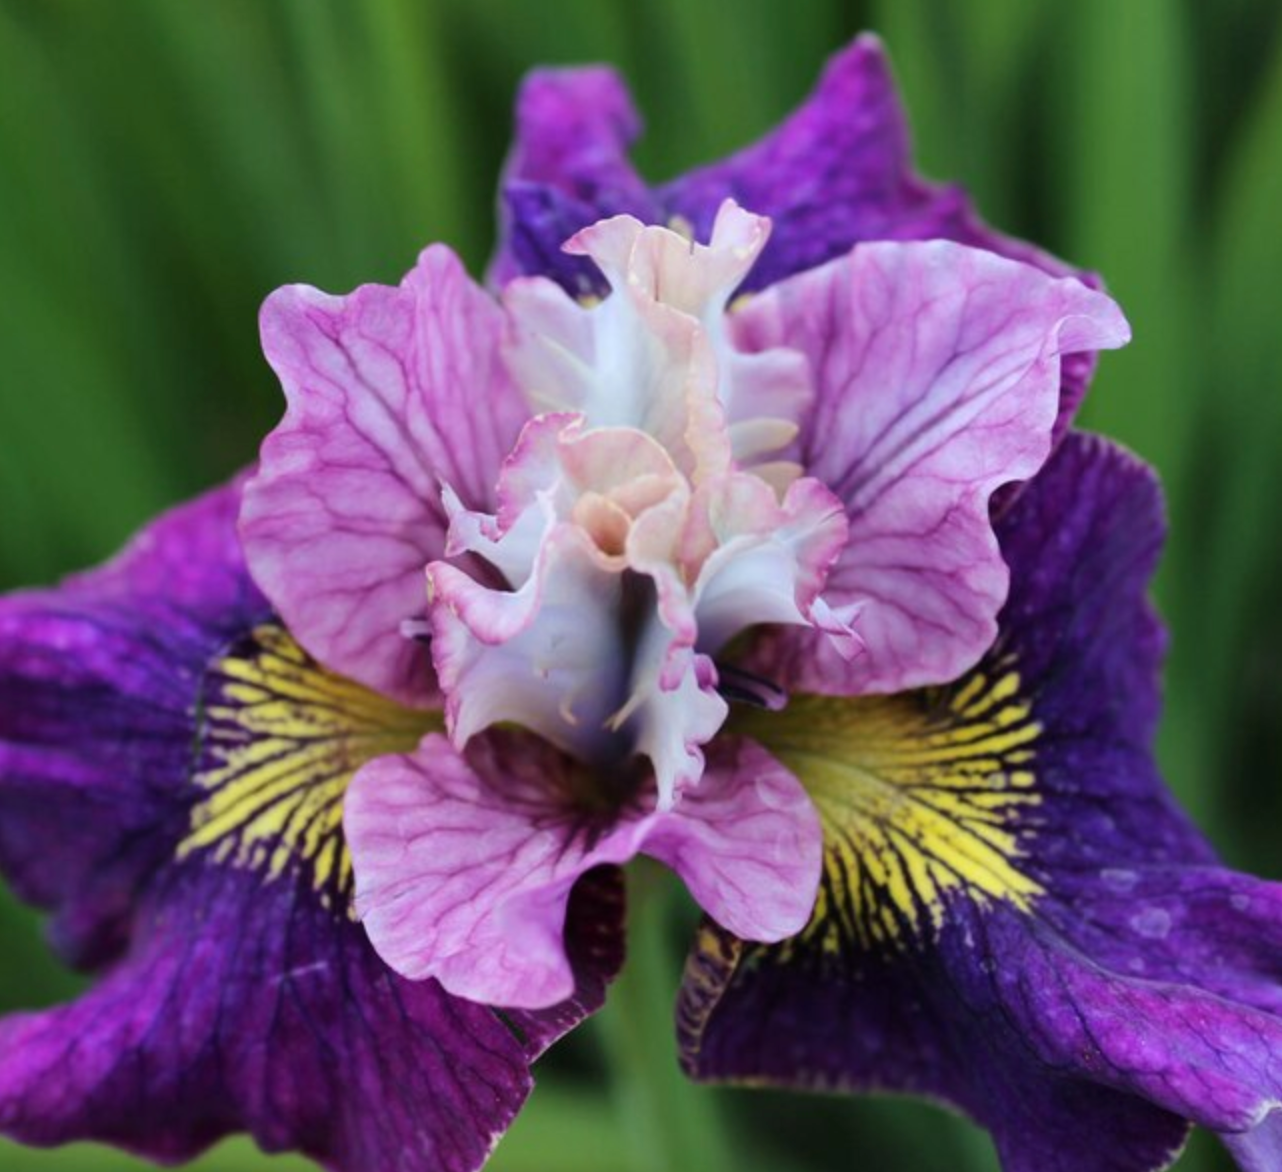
[680, 434, 1282, 1169]
[497, 185, 618, 295]
[735, 241, 1129, 696]
[242, 245, 530, 707]
[0, 864, 622, 1172]
[681, 905, 1192, 1172]
[0, 477, 267, 967]
[347, 730, 821, 1008]
[491, 67, 660, 291]
[1224, 1113, 1282, 1172]
[495, 35, 1105, 452]
[660, 34, 933, 292]
[505, 67, 645, 195]
[0, 488, 623, 1169]
[659, 36, 1086, 294]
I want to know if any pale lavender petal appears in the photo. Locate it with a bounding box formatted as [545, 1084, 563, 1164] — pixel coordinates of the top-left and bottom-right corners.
[242, 246, 529, 706]
[347, 730, 821, 1009]
[613, 611, 727, 809]
[428, 523, 628, 757]
[622, 471, 852, 805]
[735, 240, 1130, 695]
[436, 211, 834, 796]
[1224, 1113, 1282, 1172]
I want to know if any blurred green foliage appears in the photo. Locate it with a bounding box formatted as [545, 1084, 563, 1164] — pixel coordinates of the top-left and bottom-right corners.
[1, 1, 1280, 1170]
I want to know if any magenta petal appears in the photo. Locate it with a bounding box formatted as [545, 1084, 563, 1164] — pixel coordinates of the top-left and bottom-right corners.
[646, 736, 823, 942]
[735, 240, 1130, 695]
[347, 731, 821, 1009]
[242, 246, 529, 706]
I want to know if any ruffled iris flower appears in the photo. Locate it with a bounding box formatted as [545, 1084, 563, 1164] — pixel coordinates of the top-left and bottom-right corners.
[1, 33, 1278, 1172]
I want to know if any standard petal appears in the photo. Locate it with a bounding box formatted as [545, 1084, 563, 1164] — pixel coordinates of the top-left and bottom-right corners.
[494, 37, 1105, 450]
[736, 241, 1130, 696]
[347, 729, 821, 1009]
[681, 435, 1282, 1171]
[662, 35, 1109, 454]
[659, 35, 1096, 298]
[0, 487, 622, 1171]
[660, 34, 932, 292]
[242, 245, 529, 706]
[491, 66, 659, 291]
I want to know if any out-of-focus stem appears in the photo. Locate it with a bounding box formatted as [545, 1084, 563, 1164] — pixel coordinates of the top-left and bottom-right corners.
[596, 861, 736, 1172]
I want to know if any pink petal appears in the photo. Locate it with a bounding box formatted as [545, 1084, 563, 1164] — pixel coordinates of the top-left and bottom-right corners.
[241, 246, 530, 706]
[346, 732, 821, 1009]
[733, 240, 1130, 694]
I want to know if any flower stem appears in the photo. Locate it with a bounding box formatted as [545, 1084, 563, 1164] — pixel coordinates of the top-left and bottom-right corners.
[595, 861, 737, 1172]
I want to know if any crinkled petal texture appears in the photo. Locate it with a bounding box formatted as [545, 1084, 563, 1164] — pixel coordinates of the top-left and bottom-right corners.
[735, 240, 1129, 697]
[492, 33, 1103, 451]
[680, 434, 1282, 1172]
[347, 729, 821, 1008]
[432, 204, 849, 804]
[0, 481, 623, 1172]
[242, 245, 530, 707]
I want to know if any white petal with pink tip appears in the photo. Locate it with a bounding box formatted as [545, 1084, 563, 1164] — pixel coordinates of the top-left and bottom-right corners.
[430, 202, 852, 800]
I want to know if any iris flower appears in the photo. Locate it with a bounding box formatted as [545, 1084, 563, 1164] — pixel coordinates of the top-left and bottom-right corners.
[1, 33, 1278, 1172]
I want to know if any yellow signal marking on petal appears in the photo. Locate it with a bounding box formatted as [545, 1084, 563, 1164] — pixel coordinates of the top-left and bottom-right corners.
[737, 664, 1043, 952]
[179, 624, 438, 910]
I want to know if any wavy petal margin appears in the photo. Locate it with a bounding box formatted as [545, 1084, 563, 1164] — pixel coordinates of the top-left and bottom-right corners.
[242, 246, 530, 707]
[348, 730, 821, 1008]
[680, 435, 1282, 1172]
[0, 481, 622, 1172]
[735, 241, 1129, 696]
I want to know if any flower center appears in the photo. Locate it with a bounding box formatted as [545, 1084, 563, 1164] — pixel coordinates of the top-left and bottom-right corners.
[426, 200, 856, 806]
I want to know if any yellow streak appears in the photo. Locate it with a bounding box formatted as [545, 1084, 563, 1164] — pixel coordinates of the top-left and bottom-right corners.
[738, 666, 1044, 953]
[178, 625, 439, 910]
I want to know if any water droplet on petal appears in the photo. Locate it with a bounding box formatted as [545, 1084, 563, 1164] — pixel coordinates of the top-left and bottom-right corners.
[1129, 906, 1171, 940]
[1100, 868, 1137, 893]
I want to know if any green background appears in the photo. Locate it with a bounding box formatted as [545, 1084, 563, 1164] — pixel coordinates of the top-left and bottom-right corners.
[1, 1, 1280, 1169]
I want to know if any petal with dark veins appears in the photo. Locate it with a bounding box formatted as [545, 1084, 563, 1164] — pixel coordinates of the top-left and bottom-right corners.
[681, 436, 1282, 1172]
[242, 246, 530, 707]
[0, 481, 623, 1172]
[348, 730, 821, 1009]
[735, 242, 1129, 696]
